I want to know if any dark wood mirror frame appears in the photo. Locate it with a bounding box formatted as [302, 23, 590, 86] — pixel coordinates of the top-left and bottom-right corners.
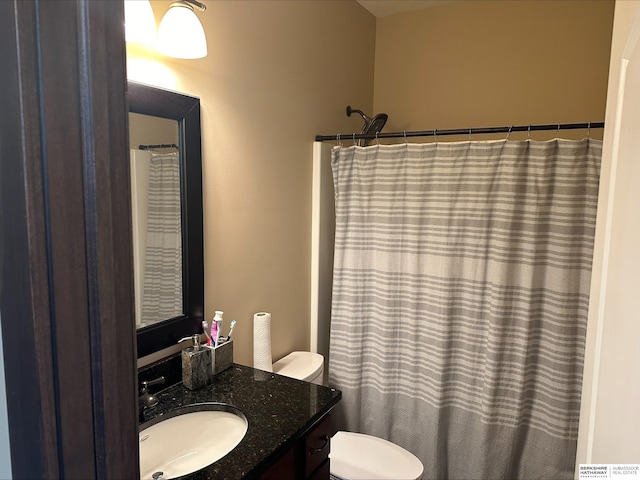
[128, 81, 204, 358]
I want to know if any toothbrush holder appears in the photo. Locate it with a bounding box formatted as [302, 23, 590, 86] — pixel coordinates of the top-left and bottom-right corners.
[211, 339, 233, 375]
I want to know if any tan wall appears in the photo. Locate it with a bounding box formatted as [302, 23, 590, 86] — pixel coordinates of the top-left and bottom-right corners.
[127, 1, 376, 366]
[373, 0, 614, 141]
[128, 112, 178, 149]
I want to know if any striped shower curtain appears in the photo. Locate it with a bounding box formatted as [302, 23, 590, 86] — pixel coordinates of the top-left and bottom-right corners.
[140, 152, 183, 326]
[328, 139, 601, 479]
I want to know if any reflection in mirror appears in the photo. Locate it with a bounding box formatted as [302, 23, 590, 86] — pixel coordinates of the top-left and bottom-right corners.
[129, 113, 183, 328]
[128, 81, 204, 359]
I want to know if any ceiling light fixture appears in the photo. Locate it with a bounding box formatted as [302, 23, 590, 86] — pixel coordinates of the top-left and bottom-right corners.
[157, 0, 208, 59]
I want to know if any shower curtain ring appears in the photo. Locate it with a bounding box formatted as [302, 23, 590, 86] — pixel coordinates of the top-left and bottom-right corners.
[375, 131, 379, 145]
[557, 123, 560, 138]
[403, 130, 407, 145]
[528, 124, 531, 140]
[337, 133, 343, 148]
[588, 122, 591, 138]
[434, 129, 438, 143]
[469, 128, 472, 142]
[353, 133, 356, 146]
[506, 126, 512, 141]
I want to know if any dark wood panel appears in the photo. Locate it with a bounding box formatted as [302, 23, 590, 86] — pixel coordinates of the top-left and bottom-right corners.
[305, 414, 332, 478]
[308, 459, 330, 480]
[38, 3, 96, 476]
[80, 2, 139, 478]
[258, 413, 333, 480]
[0, 1, 137, 478]
[260, 446, 296, 480]
[0, 2, 59, 477]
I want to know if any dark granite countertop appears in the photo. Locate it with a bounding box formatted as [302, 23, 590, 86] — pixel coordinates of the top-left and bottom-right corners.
[139, 363, 341, 480]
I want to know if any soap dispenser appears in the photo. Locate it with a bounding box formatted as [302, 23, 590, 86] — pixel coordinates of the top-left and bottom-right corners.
[179, 334, 212, 390]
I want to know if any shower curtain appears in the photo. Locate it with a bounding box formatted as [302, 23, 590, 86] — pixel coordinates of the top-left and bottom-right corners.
[328, 139, 601, 479]
[140, 152, 183, 326]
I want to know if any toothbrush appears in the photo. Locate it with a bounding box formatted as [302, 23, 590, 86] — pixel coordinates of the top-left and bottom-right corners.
[202, 320, 211, 346]
[211, 311, 224, 347]
[210, 320, 219, 347]
[213, 319, 222, 347]
[226, 320, 236, 341]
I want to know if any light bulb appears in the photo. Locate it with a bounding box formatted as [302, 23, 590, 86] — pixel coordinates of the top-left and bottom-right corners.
[124, 0, 156, 48]
[157, 2, 208, 59]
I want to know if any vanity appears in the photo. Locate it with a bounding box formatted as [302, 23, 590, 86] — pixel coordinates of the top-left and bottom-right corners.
[139, 359, 341, 480]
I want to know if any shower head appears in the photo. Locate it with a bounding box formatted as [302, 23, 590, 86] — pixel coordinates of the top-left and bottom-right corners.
[346, 106, 388, 146]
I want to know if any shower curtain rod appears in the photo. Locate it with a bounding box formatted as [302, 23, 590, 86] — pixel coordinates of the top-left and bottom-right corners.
[138, 143, 178, 150]
[315, 122, 604, 142]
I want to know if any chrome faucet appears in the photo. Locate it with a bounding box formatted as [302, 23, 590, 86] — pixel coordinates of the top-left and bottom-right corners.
[138, 376, 165, 421]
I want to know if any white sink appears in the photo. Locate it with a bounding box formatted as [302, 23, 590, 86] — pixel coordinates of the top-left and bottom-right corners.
[139, 403, 248, 479]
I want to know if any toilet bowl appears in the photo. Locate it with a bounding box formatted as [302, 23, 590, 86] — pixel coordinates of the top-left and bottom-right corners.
[271, 351, 424, 480]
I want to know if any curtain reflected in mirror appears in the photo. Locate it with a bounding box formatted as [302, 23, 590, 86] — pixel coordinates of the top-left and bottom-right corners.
[129, 112, 183, 328]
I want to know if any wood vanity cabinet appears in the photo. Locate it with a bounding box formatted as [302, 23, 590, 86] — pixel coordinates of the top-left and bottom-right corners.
[260, 413, 333, 480]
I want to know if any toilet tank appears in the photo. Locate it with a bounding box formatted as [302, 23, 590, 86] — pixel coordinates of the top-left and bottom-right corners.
[272, 351, 324, 385]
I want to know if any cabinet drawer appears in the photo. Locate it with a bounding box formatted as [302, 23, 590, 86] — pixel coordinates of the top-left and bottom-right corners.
[260, 447, 295, 480]
[305, 414, 332, 478]
[308, 458, 330, 480]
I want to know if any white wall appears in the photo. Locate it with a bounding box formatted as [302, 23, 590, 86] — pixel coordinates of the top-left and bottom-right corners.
[0, 313, 12, 479]
[577, 0, 640, 467]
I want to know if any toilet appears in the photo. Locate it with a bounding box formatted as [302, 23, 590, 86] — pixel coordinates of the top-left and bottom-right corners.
[272, 351, 424, 480]
[272, 351, 324, 385]
[330, 431, 424, 480]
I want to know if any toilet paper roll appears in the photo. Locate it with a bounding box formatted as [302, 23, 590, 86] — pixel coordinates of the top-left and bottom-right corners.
[253, 312, 273, 372]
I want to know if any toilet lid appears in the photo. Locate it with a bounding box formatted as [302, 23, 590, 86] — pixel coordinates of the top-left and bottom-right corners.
[330, 431, 424, 480]
[272, 351, 323, 382]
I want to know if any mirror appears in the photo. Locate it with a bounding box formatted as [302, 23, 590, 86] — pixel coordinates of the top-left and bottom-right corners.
[129, 113, 182, 327]
[128, 81, 204, 358]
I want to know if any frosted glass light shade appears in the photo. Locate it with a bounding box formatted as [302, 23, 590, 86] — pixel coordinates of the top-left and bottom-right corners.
[157, 3, 208, 59]
[124, 0, 156, 47]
